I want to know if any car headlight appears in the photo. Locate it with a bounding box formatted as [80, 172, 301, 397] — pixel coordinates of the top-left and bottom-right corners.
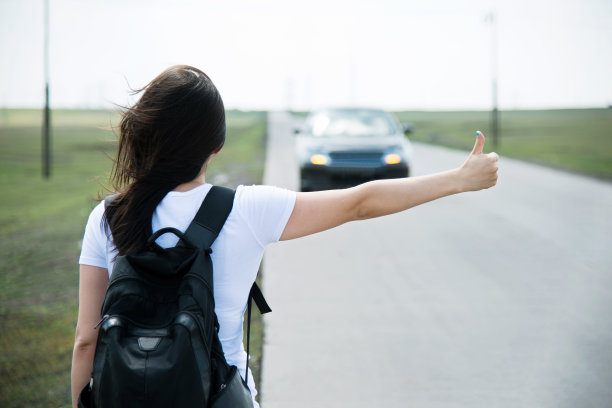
[383, 153, 402, 165]
[310, 154, 329, 165]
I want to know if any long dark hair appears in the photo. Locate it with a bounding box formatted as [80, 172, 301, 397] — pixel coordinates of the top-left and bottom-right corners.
[104, 65, 226, 255]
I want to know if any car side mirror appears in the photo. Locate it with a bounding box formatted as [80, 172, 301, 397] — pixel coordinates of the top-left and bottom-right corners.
[402, 123, 414, 134]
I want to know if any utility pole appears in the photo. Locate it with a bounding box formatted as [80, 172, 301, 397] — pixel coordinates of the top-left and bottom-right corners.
[42, 0, 51, 179]
[486, 11, 500, 149]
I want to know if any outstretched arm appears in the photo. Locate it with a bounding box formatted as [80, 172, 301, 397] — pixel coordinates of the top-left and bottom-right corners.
[280, 132, 498, 241]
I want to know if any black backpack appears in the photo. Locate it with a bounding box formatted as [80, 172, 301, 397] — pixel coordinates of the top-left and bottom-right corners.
[78, 186, 271, 408]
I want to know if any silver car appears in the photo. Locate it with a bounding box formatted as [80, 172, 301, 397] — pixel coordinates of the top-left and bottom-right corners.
[295, 108, 413, 191]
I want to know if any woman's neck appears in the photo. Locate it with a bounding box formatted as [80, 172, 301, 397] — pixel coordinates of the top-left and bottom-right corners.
[173, 158, 212, 192]
[173, 174, 206, 192]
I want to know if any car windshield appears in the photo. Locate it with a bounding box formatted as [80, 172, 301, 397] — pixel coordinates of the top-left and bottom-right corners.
[306, 110, 397, 137]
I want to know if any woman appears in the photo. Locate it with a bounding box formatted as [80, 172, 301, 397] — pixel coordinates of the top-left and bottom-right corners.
[71, 65, 498, 407]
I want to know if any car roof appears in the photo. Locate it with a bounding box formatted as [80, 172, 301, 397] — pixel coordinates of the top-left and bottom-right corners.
[313, 108, 389, 115]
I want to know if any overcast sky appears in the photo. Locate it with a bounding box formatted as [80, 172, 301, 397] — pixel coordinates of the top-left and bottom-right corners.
[1, 0, 611, 110]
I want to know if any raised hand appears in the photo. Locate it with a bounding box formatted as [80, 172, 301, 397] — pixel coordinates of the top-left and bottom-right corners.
[458, 131, 499, 192]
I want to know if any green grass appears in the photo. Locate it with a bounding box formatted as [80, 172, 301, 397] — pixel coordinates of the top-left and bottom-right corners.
[0, 108, 268, 407]
[394, 109, 612, 179]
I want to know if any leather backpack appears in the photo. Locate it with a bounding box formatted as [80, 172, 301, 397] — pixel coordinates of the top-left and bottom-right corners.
[78, 186, 270, 407]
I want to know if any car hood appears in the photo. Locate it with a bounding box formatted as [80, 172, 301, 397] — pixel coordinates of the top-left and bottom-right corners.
[297, 135, 406, 153]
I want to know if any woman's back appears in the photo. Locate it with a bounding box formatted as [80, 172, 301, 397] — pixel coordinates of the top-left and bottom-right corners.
[79, 183, 296, 404]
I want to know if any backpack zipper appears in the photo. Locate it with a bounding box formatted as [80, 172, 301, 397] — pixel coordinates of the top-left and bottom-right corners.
[94, 311, 213, 354]
[94, 314, 110, 329]
[179, 310, 212, 353]
[106, 273, 213, 295]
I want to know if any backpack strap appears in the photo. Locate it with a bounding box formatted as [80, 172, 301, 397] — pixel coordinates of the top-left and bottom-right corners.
[245, 282, 271, 385]
[183, 185, 272, 386]
[183, 185, 236, 250]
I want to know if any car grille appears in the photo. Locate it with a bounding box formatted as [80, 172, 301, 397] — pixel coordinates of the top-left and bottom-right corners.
[328, 151, 383, 167]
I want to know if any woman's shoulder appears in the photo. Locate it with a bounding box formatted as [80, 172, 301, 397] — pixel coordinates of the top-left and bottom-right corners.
[236, 184, 296, 199]
[80, 199, 112, 266]
[83, 199, 113, 242]
[234, 184, 296, 212]
[86, 199, 107, 225]
[232, 185, 296, 244]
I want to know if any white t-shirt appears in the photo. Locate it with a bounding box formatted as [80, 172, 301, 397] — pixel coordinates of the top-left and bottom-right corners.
[79, 183, 296, 406]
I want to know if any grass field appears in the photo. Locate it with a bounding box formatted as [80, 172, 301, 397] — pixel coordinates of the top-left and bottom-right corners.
[394, 109, 612, 179]
[0, 108, 267, 407]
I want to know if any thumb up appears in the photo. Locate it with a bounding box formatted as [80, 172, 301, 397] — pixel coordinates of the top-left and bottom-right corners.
[459, 131, 499, 191]
[471, 130, 486, 155]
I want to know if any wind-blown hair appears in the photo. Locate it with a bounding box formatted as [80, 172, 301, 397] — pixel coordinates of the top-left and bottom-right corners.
[104, 65, 226, 255]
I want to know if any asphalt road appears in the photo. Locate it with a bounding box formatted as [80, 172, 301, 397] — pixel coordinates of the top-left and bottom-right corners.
[260, 111, 612, 408]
